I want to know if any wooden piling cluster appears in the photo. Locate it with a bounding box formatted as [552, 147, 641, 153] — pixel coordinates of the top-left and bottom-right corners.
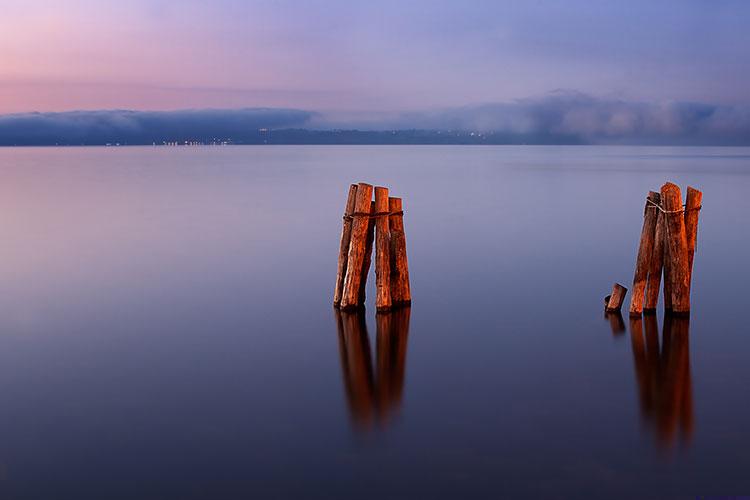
[334, 182, 411, 312]
[627, 182, 703, 317]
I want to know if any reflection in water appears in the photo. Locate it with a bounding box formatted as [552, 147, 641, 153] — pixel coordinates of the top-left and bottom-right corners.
[335, 308, 411, 431]
[629, 314, 693, 450]
[605, 311, 626, 336]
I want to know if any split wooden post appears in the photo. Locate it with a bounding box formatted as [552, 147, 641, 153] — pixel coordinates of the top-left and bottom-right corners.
[333, 184, 359, 307]
[374, 187, 392, 312]
[661, 182, 691, 315]
[388, 197, 412, 307]
[644, 200, 666, 313]
[605, 283, 628, 312]
[341, 183, 374, 310]
[358, 201, 376, 303]
[629, 191, 661, 317]
[663, 225, 673, 312]
[684, 186, 703, 290]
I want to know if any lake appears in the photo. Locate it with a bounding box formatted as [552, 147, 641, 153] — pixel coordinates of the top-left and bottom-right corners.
[0, 145, 748, 499]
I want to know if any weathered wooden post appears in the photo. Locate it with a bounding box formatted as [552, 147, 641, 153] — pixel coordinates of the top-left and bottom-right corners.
[661, 182, 691, 315]
[605, 283, 628, 312]
[663, 228, 673, 312]
[374, 187, 392, 312]
[684, 186, 703, 291]
[629, 191, 661, 316]
[333, 184, 359, 307]
[341, 183, 374, 310]
[644, 201, 666, 313]
[388, 197, 412, 307]
[358, 200, 376, 303]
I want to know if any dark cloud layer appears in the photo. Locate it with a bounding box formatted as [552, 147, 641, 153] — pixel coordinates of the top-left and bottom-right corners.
[1, 94, 749, 145]
[0, 108, 314, 145]
[316, 92, 750, 146]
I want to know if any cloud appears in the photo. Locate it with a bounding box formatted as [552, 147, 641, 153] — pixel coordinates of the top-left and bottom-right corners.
[1, 93, 749, 145]
[0, 108, 314, 145]
[313, 91, 750, 145]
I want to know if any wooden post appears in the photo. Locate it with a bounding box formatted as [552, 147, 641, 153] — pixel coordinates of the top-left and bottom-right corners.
[341, 183, 373, 310]
[629, 191, 661, 317]
[661, 182, 691, 315]
[644, 201, 665, 313]
[388, 197, 412, 307]
[605, 283, 628, 312]
[684, 186, 703, 290]
[333, 184, 358, 307]
[374, 187, 392, 312]
[358, 201, 376, 303]
[663, 224, 673, 312]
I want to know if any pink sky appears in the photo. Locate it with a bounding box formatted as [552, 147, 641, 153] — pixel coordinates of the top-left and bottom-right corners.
[1, 0, 748, 114]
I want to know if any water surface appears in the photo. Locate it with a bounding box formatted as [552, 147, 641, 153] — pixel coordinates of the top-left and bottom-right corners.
[0, 145, 748, 499]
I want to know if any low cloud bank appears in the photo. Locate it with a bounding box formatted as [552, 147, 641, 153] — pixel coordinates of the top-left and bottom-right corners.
[0, 108, 314, 145]
[316, 92, 750, 145]
[1, 93, 749, 145]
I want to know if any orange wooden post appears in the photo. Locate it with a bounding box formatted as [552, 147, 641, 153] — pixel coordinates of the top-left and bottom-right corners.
[629, 191, 660, 316]
[644, 199, 666, 313]
[660, 182, 691, 315]
[333, 184, 358, 307]
[684, 186, 703, 291]
[357, 200, 376, 303]
[388, 197, 411, 307]
[341, 183, 374, 310]
[374, 187, 392, 312]
[605, 283, 628, 312]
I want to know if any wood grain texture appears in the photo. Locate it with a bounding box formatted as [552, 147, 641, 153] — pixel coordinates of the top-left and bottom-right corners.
[358, 200, 376, 303]
[333, 184, 359, 307]
[374, 187, 392, 312]
[663, 222, 673, 312]
[341, 183, 373, 310]
[661, 182, 691, 315]
[606, 283, 628, 312]
[630, 191, 661, 316]
[644, 200, 665, 313]
[684, 186, 703, 291]
[388, 197, 412, 307]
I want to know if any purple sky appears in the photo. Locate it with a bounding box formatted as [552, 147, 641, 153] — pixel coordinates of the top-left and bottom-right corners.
[2, 0, 749, 114]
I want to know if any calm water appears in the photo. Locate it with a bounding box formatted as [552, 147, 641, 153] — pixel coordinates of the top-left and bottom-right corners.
[0, 145, 748, 499]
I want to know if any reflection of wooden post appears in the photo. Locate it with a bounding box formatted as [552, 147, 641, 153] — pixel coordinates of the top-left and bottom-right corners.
[605, 283, 628, 312]
[336, 310, 375, 428]
[335, 307, 411, 431]
[376, 307, 410, 422]
[629, 317, 650, 413]
[358, 201, 376, 303]
[684, 186, 703, 291]
[658, 315, 693, 447]
[630, 192, 661, 316]
[374, 187, 392, 312]
[644, 203, 666, 313]
[388, 197, 411, 307]
[334, 184, 358, 307]
[605, 310, 625, 335]
[661, 182, 690, 315]
[341, 183, 373, 310]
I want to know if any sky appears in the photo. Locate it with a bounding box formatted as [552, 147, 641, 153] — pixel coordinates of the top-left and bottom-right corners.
[2, 0, 749, 115]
